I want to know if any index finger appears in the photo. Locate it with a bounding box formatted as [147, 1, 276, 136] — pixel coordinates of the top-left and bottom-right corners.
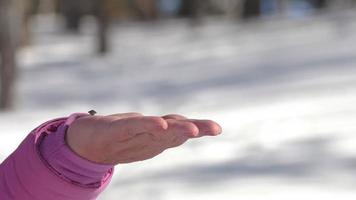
[182, 119, 222, 137]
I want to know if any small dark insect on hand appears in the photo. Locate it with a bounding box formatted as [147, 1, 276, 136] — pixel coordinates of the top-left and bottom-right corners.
[88, 110, 97, 115]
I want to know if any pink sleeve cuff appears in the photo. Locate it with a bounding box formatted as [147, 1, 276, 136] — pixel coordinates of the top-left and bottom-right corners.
[0, 113, 113, 200]
[39, 113, 114, 187]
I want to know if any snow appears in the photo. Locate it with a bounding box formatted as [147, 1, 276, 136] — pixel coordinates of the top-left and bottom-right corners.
[1, 11, 356, 199]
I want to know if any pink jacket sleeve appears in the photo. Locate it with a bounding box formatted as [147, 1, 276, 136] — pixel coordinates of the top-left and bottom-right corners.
[0, 114, 114, 200]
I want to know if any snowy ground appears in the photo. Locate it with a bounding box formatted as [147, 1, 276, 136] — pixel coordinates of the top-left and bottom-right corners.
[1, 11, 356, 200]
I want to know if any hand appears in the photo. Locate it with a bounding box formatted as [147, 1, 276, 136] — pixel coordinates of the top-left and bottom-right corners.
[66, 112, 222, 165]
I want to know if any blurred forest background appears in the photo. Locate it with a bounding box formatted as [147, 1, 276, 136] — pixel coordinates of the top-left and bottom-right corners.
[1, 0, 355, 109]
[1, 0, 356, 200]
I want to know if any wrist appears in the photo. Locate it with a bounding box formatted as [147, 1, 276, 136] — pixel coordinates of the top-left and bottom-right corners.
[39, 113, 114, 187]
[66, 115, 110, 164]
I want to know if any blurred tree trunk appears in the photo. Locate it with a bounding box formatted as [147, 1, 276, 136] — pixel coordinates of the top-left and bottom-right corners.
[133, 0, 158, 20]
[179, 0, 202, 25]
[60, 0, 83, 31]
[310, 0, 328, 9]
[179, 0, 200, 18]
[94, 0, 110, 54]
[0, 0, 19, 110]
[242, 0, 261, 19]
[20, 0, 33, 46]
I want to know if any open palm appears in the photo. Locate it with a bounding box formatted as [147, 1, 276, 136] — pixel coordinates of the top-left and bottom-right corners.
[66, 112, 222, 165]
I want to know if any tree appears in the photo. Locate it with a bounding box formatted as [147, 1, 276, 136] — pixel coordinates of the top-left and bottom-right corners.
[242, 0, 261, 19]
[132, 0, 159, 20]
[58, 0, 111, 54]
[179, 0, 203, 25]
[310, 0, 328, 10]
[179, 0, 198, 17]
[59, 0, 84, 32]
[94, 0, 110, 54]
[0, 0, 19, 110]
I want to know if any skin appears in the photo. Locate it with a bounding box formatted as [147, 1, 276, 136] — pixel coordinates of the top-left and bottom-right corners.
[66, 113, 222, 165]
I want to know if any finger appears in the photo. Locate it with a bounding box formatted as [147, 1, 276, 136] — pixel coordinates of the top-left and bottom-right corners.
[162, 114, 187, 120]
[165, 119, 199, 139]
[149, 119, 192, 150]
[107, 112, 143, 119]
[109, 116, 168, 141]
[185, 119, 222, 137]
[163, 115, 222, 137]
